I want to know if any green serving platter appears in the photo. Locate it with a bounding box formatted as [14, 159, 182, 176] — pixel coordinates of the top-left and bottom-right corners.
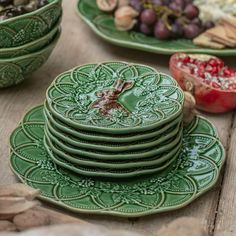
[44, 102, 183, 143]
[45, 115, 182, 152]
[10, 105, 225, 217]
[77, 0, 236, 56]
[46, 62, 184, 134]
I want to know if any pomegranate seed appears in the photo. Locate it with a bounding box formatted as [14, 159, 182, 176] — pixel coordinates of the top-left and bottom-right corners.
[223, 67, 232, 77]
[212, 82, 221, 89]
[211, 66, 219, 75]
[228, 83, 236, 90]
[183, 56, 190, 63]
[205, 65, 213, 72]
[208, 58, 218, 67]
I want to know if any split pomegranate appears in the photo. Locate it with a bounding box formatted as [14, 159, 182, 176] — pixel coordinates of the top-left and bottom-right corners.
[169, 53, 236, 113]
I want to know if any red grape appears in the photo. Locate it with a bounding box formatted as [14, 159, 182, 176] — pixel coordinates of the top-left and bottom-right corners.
[140, 9, 157, 25]
[140, 23, 153, 35]
[129, 0, 143, 12]
[154, 20, 171, 39]
[184, 23, 201, 39]
[184, 4, 199, 19]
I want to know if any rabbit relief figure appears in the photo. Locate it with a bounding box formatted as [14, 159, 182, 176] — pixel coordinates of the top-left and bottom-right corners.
[91, 79, 133, 116]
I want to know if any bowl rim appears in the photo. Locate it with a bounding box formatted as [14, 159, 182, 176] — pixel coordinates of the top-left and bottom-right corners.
[0, 27, 61, 62]
[0, 16, 62, 53]
[0, 0, 62, 25]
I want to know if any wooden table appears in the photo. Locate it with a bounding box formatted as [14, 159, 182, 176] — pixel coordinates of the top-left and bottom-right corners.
[0, 1, 235, 235]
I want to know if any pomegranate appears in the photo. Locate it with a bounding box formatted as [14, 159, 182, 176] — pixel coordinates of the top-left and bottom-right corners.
[169, 53, 236, 113]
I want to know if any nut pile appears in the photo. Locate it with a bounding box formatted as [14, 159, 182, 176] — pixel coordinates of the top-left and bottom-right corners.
[0, 0, 49, 21]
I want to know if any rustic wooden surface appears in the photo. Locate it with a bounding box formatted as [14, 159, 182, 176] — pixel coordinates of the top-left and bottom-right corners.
[0, 1, 235, 235]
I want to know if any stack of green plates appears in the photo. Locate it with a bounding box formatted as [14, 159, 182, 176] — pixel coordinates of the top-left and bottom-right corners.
[44, 62, 185, 178]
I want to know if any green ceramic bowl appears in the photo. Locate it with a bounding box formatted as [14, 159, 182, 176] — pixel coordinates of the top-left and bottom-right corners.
[0, 17, 61, 59]
[0, 29, 61, 88]
[0, 0, 62, 48]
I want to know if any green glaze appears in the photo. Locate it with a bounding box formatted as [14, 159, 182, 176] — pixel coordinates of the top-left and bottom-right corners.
[0, 0, 62, 48]
[10, 105, 225, 217]
[45, 116, 182, 152]
[0, 19, 61, 59]
[44, 133, 182, 170]
[0, 30, 60, 88]
[46, 62, 184, 134]
[44, 126, 182, 160]
[45, 136, 180, 178]
[44, 103, 183, 143]
[77, 0, 236, 56]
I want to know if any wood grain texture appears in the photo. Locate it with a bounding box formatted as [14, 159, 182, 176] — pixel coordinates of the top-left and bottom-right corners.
[0, 1, 235, 235]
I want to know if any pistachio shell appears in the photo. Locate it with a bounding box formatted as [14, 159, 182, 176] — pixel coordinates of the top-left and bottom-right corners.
[13, 0, 29, 6]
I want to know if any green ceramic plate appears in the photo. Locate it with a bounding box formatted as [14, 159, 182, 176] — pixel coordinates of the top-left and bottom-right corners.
[77, 0, 236, 56]
[45, 116, 182, 152]
[44, 132, 181, 170]
[44, 103, 183, 143]
[44, 136, 180, 178]
[44, 125, 182, 160]
[46, 62, 184, 134]
[10, 105, 225, 217]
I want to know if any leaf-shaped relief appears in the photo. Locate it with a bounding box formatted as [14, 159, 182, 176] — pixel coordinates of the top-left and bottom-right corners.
[21, 123, 44, 141]
[0, 27, 15, 48]
[185, 135, 217, 153]
[116, 64, 139, 80]
[202, 141, 225, 165]
[189, 116, 218, 137]
[23, 105, 45, 123]
[71, 64, 97, 83]
[190, 169, 218, 191]
[40, 5, 62, 28]
[10, 154, 36, 177]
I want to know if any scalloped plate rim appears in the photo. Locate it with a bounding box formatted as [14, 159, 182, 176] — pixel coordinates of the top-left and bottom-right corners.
[76, 0, 236, 56]
[9, 105, 226, 218]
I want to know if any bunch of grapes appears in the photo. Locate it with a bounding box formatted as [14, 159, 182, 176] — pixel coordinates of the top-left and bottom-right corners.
[129, 0, 214, 40]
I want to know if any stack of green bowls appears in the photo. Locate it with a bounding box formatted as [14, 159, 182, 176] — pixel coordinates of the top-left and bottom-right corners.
[44, 62, 185, 179]
[0, 0, 62, 88]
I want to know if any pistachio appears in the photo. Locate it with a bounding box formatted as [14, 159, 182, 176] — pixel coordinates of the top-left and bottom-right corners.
[96, 0, 118, 12]
[114, 6, 138, 31]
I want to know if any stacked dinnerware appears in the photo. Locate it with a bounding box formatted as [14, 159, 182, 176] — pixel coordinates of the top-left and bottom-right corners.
[44, 62, 185, 179]
[0, 0, 62, 88]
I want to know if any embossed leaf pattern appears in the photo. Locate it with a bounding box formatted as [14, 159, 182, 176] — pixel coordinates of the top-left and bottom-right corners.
[9, 106, 225, 216]
[0, 2, 61, 48]
[47, 62, 184, 129]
